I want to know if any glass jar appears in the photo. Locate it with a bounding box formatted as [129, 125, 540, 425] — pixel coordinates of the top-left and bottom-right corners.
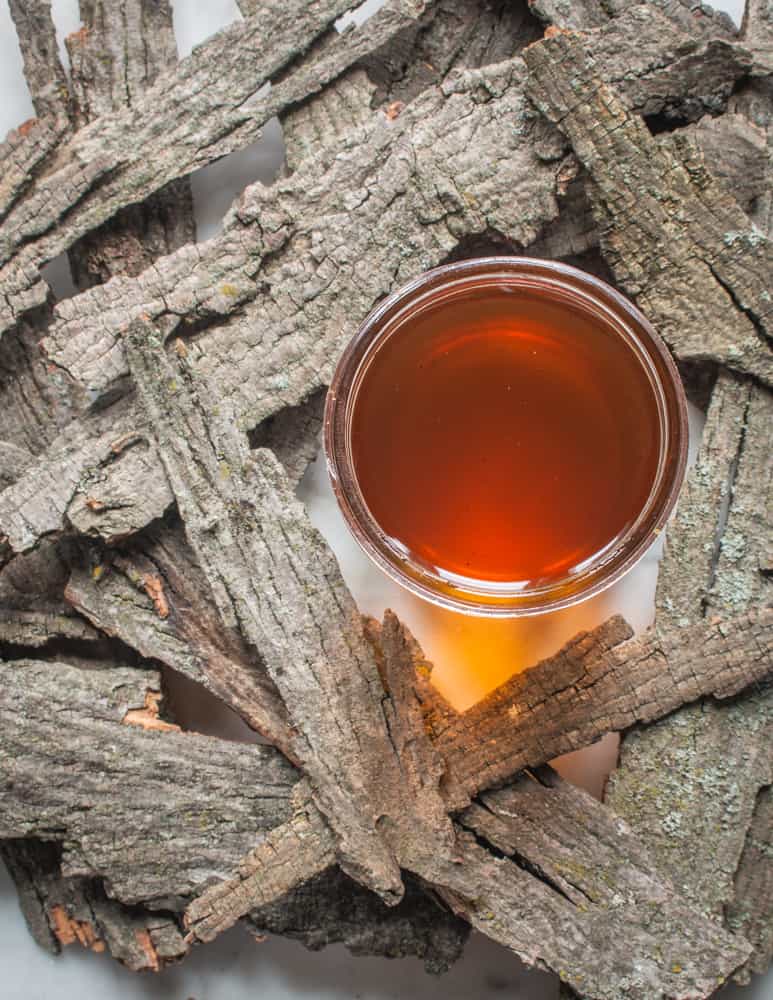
[324, 257, 688, 617]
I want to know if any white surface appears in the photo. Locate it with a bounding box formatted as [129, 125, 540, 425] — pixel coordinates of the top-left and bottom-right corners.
[1, 1, 770, 998]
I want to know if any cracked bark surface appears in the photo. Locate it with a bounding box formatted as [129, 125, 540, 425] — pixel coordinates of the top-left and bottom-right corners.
[2, 1, 772, 995]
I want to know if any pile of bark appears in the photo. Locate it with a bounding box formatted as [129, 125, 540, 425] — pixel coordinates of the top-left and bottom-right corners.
[0, 1, 770, 997]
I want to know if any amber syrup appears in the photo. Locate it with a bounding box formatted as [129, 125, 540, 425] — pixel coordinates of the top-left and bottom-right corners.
[350, 284, 661, 590]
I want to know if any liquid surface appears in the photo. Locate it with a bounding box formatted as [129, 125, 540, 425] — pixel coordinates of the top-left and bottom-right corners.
[351, 285, 661, 588]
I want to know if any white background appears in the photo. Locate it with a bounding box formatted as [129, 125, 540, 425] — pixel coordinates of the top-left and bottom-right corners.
[1, 1, 769, 998]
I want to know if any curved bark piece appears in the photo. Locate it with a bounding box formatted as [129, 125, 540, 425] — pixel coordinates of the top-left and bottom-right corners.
[8, 0, 72, 122]
[523, 28, 773, 387]
[0, 0, 429, 336]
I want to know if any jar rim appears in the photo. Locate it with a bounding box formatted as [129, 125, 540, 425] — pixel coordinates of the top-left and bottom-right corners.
[324, 257, 689, 617]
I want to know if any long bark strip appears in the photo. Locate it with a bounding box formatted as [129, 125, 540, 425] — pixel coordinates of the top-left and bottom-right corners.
[121, 315, 465, 907]
[523, 28, 773, 387]
[436, 607, 773, 800]
[607, 376, 773, 984]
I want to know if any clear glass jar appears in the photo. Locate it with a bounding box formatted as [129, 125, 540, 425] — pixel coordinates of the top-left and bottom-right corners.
[324, 257, 688, 617]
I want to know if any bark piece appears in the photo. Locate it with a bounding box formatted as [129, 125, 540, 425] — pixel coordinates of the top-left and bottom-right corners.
[523, 29, 773, 387]
[743, 0, 773, 74]
[122, 316, 459, 914]
[0, 840, 187, 970]
[248, 389, 326, 487]
[248, 868, 468, 973]
[65, 0, 195, 291]
[608, 370, 773, 985]
[282, 69, 377, 174]
[65, 521, 293, 753]
[730, 77, 773, 238]
[0, 658, 299, 904]
[532, 0, 737, 37]
[682, 112, 771, 212]
[606, 689, 772, 918]
[0, 304, 83, 470]
[454, 766, 750, 1000]
[726, 785, 773, 982]
[0, 394, 174, 553]
[66, 0, 178, 126]
[0, 0, 428, 335]
[436, 607, 773, 799]
[0, 609, 98, 647]
[360, 0, 542, 107]
[8, 0, 72, 122]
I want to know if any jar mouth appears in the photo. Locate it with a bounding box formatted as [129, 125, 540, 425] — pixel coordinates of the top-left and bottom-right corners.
[324, 257, 688, 617]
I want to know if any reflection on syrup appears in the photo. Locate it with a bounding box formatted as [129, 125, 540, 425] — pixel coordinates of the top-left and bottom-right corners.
[351, 285, 661, 592]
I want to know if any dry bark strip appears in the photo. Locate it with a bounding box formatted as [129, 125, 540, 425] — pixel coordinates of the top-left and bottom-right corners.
[8, 0, 72, 123]
[607, 374, 773, 984]
[435, 607, 773, 800]
[523, 27, 773, 387]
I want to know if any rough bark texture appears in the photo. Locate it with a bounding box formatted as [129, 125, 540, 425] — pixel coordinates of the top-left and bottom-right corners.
[523, 28, 773, 388]
[248, 867, 469, 974]
[2, 1, 772, 996]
